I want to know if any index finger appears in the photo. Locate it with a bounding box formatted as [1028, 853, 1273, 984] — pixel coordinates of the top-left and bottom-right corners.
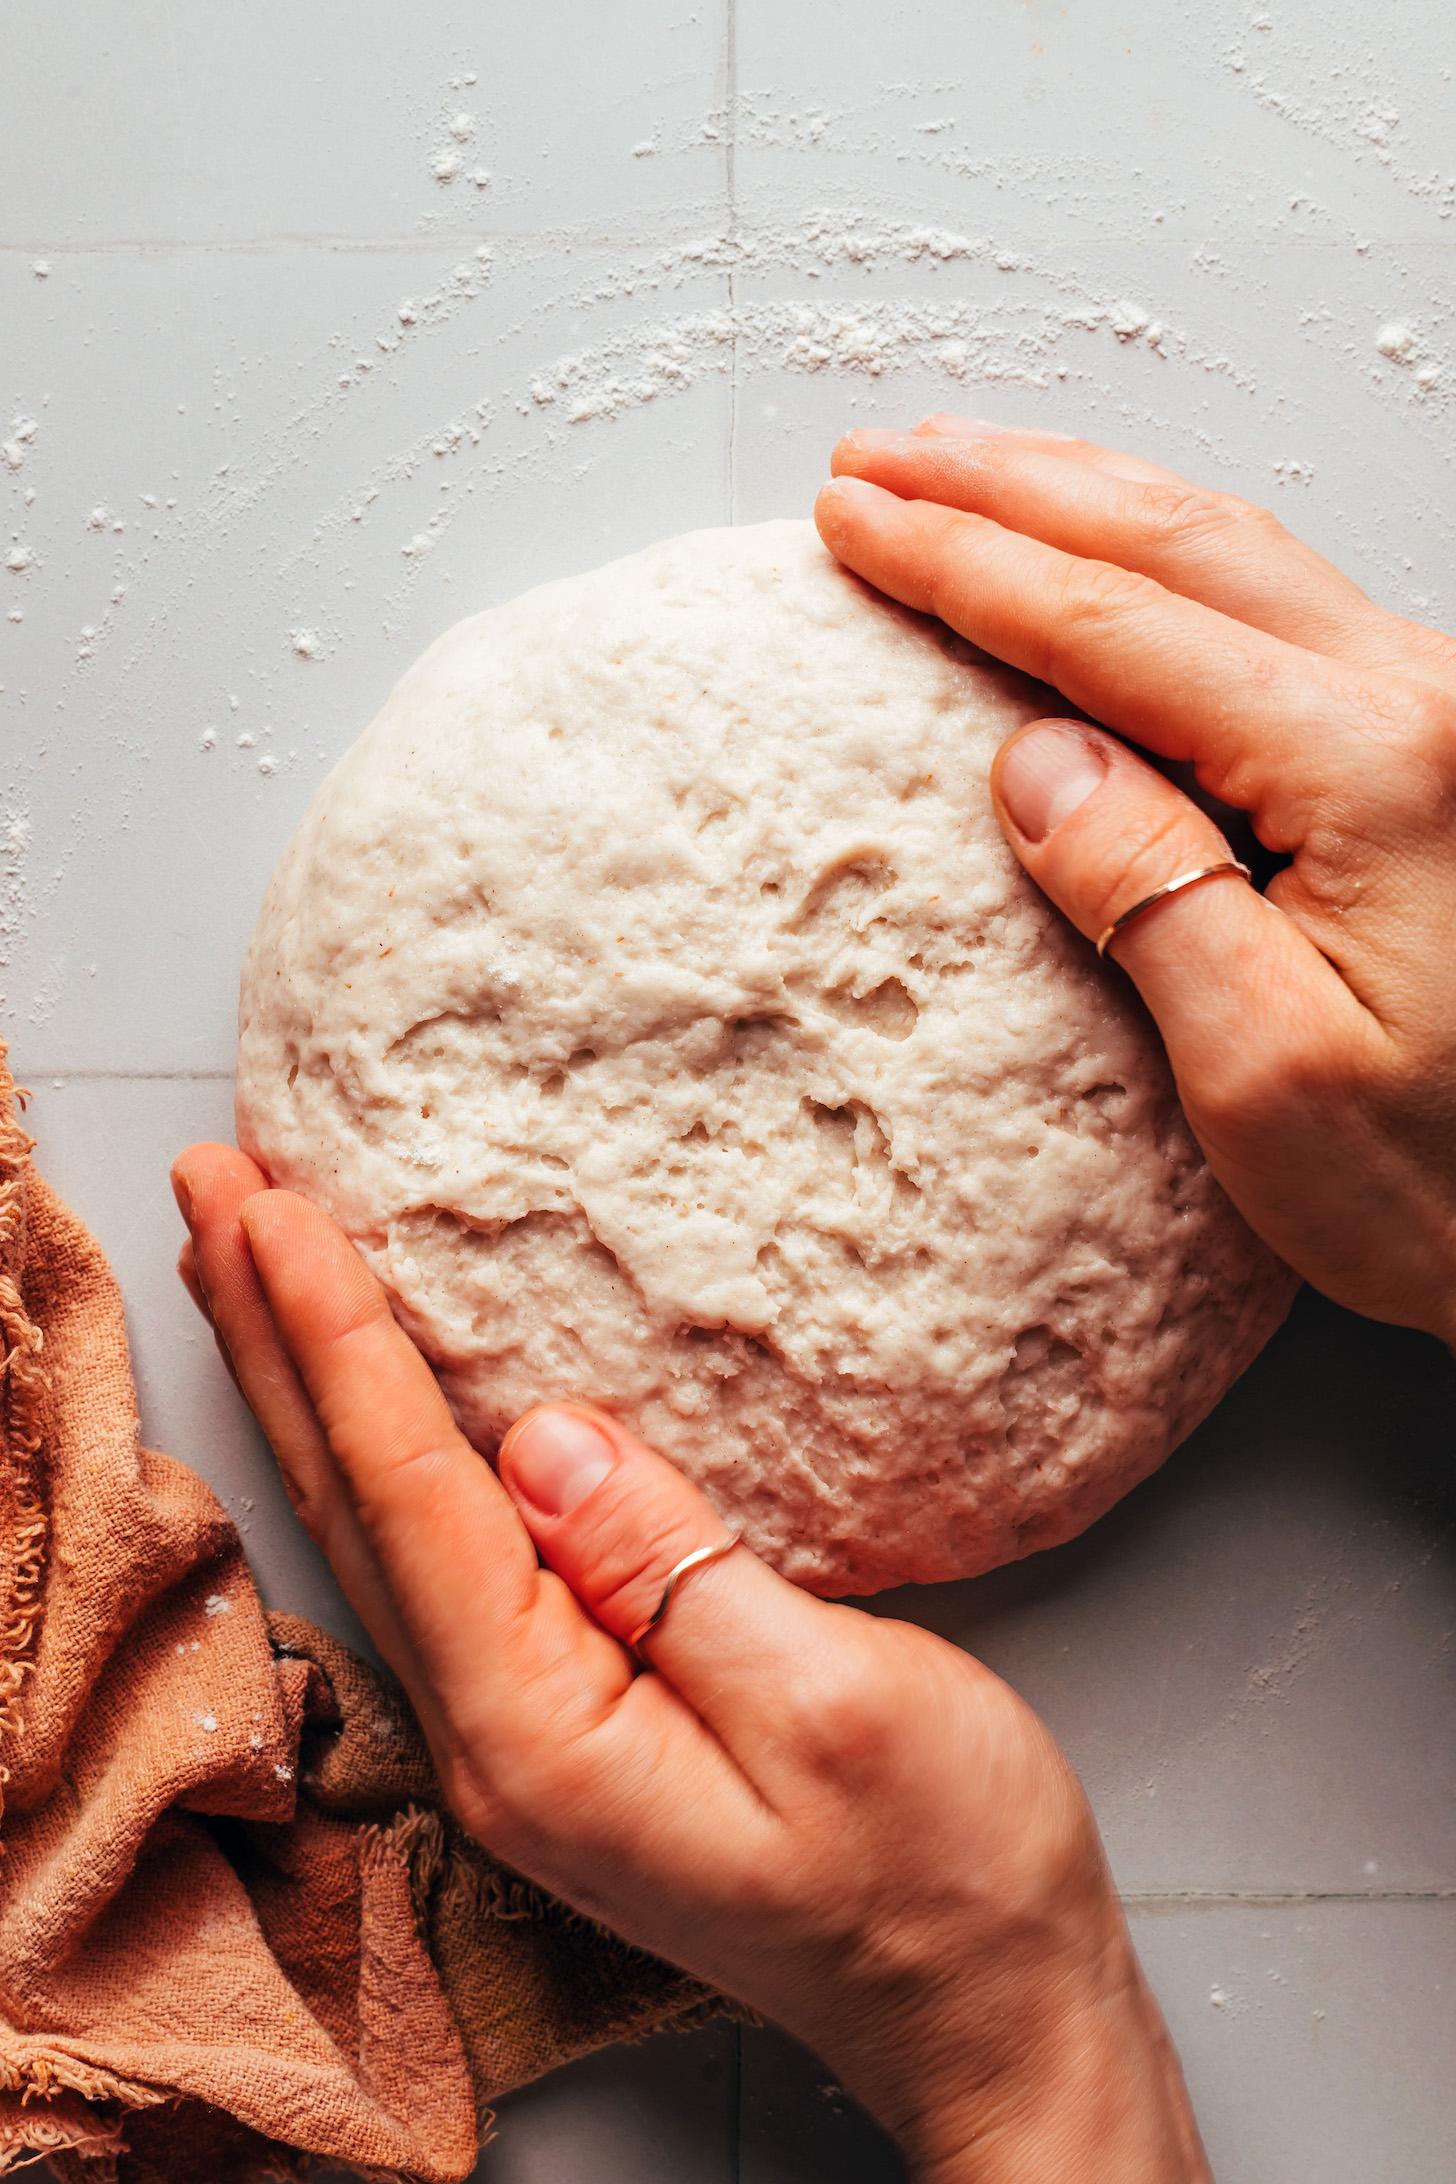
[915, 412, 1187, 484]
[236, 1188, 574, 1697]
[833, 426, 1398, 669]
[235, 1189, 782, 1903]
[815, 473, 1370, 841]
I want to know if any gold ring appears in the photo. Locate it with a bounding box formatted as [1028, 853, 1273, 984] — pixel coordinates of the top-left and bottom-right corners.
[1096, 860, 1252, 959]
[628, 1534, 742, 1662]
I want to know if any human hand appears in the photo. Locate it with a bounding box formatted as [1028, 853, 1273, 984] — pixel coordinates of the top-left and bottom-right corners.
[172, 1144, 1207, 2181]
[818, 419, 1456, 1349]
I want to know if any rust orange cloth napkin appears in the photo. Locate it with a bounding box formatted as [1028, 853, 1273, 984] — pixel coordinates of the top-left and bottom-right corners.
[0, 1045, 716, 2182]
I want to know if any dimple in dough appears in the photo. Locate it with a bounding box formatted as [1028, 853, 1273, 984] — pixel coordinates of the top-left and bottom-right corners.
[236, 521, 1296, 1596]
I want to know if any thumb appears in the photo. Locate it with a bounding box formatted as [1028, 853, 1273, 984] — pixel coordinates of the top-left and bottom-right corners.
[988, 719, 1355, 1133]
[498, 1403, 848, 1755]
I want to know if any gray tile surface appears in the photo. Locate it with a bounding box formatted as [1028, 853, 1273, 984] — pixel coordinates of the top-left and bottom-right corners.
[740, 1900, 1456, 2184]
[484, 2024, 738, 2184]
[739, 2029, 904, 2184]
[870, 1298, 1456, 1898]
[5, 236, 732, 1075]
[7, 0, 1455, 2178]
[0, 1, 727, 244]
[1126, 1899, 1456, 2184]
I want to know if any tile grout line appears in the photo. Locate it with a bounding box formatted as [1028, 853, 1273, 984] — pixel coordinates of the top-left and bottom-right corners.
[0, 227, 732, 255]
[22, 1069, 235, 1083]
[724, 0, 739, 525]
[1120, 1889, 1456, 1907]
[729, 2019, 743, 2184]
[4, 232, 1453, 259]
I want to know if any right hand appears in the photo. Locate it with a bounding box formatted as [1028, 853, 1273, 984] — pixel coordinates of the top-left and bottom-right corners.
[173, 1148, 1208, 2181]
[818, 419, 1456, 1350]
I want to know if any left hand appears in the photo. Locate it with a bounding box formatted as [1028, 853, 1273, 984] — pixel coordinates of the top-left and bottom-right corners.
[171, 1144, 1206, 2181]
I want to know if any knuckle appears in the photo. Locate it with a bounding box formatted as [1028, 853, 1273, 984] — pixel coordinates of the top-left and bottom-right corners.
[1398, 686, 1456, 784]
[918, 505, 979, 617]
[570, 1487, 715, 1639]
[1138, 482, 1285, 553]
[1227, 493, 1287, 544]
[343, 1438, 458, 1539]
[1138, 481, 1220, 540]
[1387, 613, 1456, 681]
[779, 1644, 901, 1783]
[1082, 802, 1197, 935]
[1055, 556, 1159, 639]
[1343, 672, 1432, 748]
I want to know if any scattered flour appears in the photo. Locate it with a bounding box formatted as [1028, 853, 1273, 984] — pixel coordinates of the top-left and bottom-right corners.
[1, 806, 32, 971]
[12, 56, 1455, 1029]
[1221, 25, 1456, 218]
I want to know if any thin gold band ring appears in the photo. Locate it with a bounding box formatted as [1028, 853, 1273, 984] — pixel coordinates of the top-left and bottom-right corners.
[629, 1534, 742, 1662]
[1096, 860, 1253, 960]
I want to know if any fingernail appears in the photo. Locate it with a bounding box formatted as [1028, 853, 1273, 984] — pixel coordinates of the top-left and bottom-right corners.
[840, 427, 913, 451]
[501, 1407, 617, 1517]
[997, 724, 1109, 842]
[919, 413, 1076, 441]
[171, 1165, 195, 1226]
[822, 474, 897, 509]
[237, 1191, 275, 1243]
[176, 1244, 209, 1317]
[916, 413, 1017, 437]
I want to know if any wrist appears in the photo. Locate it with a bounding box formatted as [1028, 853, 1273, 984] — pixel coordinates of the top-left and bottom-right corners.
[873, 1901, 1208, 2184]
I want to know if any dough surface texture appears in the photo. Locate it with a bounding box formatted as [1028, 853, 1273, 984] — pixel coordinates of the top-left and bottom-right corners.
[237, 521, 1295, 1595]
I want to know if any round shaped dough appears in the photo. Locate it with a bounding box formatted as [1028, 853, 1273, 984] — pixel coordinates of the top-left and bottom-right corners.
[237, 520, 1294, 1596]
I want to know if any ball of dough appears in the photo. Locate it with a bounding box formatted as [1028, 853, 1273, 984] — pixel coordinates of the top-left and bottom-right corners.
[237, 521, 1295, 1596]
